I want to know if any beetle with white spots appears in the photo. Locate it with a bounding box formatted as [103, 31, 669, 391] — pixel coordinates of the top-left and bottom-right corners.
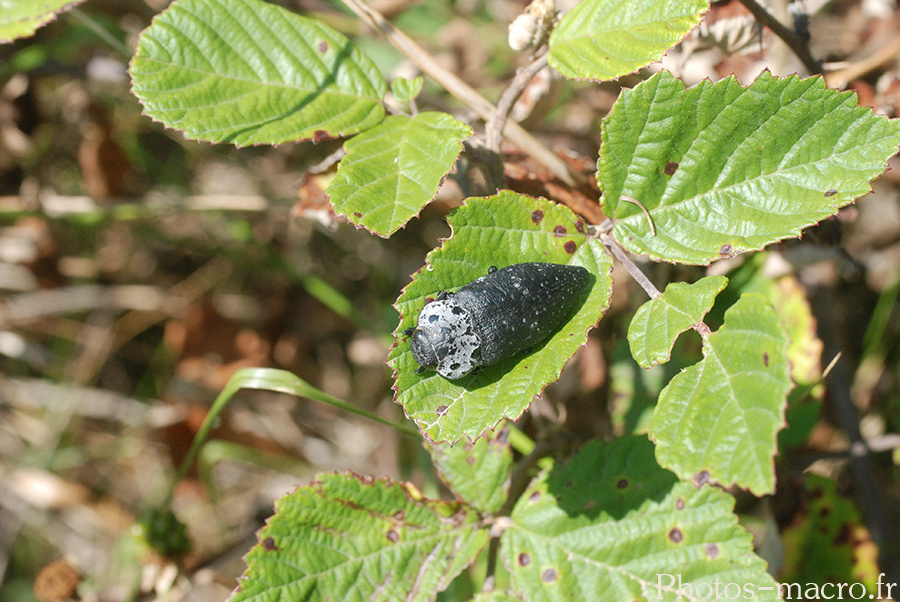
[408, 262, 590, 379]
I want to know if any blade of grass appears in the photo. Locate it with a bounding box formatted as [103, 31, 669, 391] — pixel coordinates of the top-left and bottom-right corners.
[162, 367, 419, 505]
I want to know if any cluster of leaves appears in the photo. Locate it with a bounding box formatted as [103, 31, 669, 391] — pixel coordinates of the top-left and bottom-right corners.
[236, 433, 778, 602]
[7, 0, 900, 600]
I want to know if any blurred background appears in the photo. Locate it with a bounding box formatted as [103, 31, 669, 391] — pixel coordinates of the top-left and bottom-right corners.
[1, 0, 900, 600]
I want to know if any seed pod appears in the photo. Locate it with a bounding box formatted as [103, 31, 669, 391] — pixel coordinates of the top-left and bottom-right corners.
[409, 262, 590, 379]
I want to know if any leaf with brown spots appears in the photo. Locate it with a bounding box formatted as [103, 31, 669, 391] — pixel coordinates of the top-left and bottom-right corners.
[500, 436, 780, 602]
[779, 475, 880, 594]
[650, 294, 793, 495]
[231, 472, 487, 602]
[599, 71, 900, 264]
[389, 192, 613, 443]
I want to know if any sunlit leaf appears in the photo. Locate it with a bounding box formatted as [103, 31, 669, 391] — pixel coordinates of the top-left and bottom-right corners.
[130, 0, 386, 146]
[501, 436, 780, 601]
[327, 112, 472, 237]
[230, 473, 487, 602]
[599, 71, 900, 264]
[649, 293, 793, 494]
[391, 77, 424, 104]
[0, 0, 86, 43]
[548, 0, 708, 81]
[714, 254, 824, 448]
[628, 276, 728, 368]
[389, 191, 613, 443]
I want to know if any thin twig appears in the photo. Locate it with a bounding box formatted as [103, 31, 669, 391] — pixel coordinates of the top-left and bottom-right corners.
[339, 0, 585, 188]
[825, 35, 900, 88]
[487, 52, 549, 153]
[736, 0, 822, 75]
[598, 231, 661, 299]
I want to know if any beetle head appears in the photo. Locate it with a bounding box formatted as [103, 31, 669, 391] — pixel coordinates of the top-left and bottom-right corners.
[409, 299, 481, 379]
[410, 327, 440, 372]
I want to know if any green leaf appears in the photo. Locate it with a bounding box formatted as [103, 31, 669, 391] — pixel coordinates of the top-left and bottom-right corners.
[501, 436, 780, 602]
[0, 0, 86, 43]
[391, 76, 424, 104]
[327, 112, 472, 237]
[130, 0, 386, 146]
[628, 276, 728, 368]
[649, 293, 793, 494]
[230, 473, 488, 602]
[471, 592, 526, 602]
[548, 0, 708, 81]
[764, 275, 824, 449]
[389, 191, 613, 443]
[599, 71, 900, 264]
[715, 254, 824, 448]
[428, 427, 512, 514]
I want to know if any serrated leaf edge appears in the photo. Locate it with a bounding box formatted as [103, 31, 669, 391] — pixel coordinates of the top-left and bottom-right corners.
[329, 113, 472, 238]
[548, 0, 709, 82]
[387, 194, 613, 443]
[234, 470, 485, 599]
[601, 70, 900, 265]
[0, 0, 87, 43]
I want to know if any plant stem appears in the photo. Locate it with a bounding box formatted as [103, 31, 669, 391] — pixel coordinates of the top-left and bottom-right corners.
[598, 231, 661, 299]
[736, 0, 822, 75]
[339, 0, 585, 188]
[825, 35, 900, 88]
[487, 52, 549, 153]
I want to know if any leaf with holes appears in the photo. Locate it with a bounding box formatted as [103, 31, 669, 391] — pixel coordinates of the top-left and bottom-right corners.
[428, 427, 513, 514]
[229, 472, 487, 602]
[598, 70, 900, 264]
[548, 0, 708, 81]
[628, 276, 728, 368]
[649, 293, 793, 495]
[500, 436, 780, 602]
[0, 0, 86, 43]
[389, 191, 613, 443]
[130, 0, 386, 146]
[327, 112, 472, 237]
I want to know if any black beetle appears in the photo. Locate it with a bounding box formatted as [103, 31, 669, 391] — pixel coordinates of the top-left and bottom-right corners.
[408, 262, 590, 379]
